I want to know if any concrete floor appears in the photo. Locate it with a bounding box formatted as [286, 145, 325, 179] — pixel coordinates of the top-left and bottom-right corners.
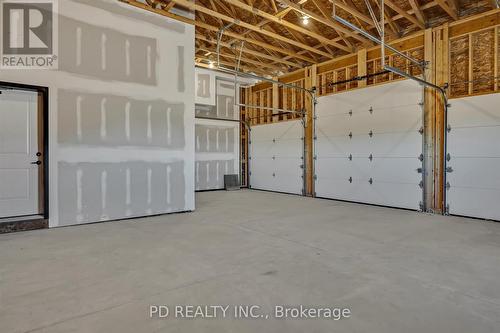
[1, 190, 500, 333]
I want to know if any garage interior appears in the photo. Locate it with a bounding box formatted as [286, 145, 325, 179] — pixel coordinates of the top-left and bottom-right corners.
[1, 0, 500, 332]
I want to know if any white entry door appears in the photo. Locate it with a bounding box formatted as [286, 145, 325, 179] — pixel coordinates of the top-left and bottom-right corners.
[0, 89, 40, 218]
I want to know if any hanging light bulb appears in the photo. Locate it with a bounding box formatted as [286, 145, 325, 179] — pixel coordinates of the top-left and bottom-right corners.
[302, 15, 309, 25]
[208, 61, 215, 69]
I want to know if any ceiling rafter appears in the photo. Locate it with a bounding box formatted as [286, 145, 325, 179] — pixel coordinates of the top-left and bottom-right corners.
[121, 0, 493, 75]
[173, 0, 335, 58]
[219, 0, 352, 53]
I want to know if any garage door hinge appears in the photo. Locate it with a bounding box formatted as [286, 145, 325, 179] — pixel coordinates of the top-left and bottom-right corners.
[419, 154, 424, 162]
[369, 106, 373, 114]
[249, 156, 252, 160]
[417, 167, 423, 174]
[446, 166, 453, 173]
[418, 101, 424, 106]
[446, 153, 451, 162]
[445, 204, 450, 215]
[369, 130, 373, 138]
[368, 178, 373, 185]
[419, 181, 424, 189]
[446, 182, 451, 190]
[249, 172, 252, 175]
[314, 155, 317, 160]
[349, 132, 353, 139]
[447, 125, 452, 133]
[349, 110, 353, 116]
[272, 173, 276, 177]
[314, 175, 318, 181]
[348, 154, 353, 161]
[419, 201, 424, 211]
[314, 136, 317, 140]
[419, 127, 424, 135]
[348, 176, 353, 183]
[369, 154, 373, 161]
[300, 164, 304, 169]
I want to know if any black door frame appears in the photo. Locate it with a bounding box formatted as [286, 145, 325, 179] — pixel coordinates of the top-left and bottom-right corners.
[0, 81, 49, 221]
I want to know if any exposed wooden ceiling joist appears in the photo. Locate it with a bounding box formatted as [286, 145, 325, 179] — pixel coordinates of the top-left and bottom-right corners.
[121, 0, 497, 75]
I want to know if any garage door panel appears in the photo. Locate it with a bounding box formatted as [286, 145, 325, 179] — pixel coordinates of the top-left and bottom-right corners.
[448, 94, 500, 128]
[448, 158, 500, 189]
[315, 80, 423, 209]
[316, 158, 365, 180]
[250, 120, 303, 195]
[363, 158, 421, 183]
[370, 132, 422, 157]
[447, 94, 500, 220]
[448, 127, 500, 157]
[447, 187, 500, 221]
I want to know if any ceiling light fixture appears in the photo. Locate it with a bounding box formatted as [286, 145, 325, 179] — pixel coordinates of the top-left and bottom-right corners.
[208, 61, 215, 69]
[302, 15, 309, 25]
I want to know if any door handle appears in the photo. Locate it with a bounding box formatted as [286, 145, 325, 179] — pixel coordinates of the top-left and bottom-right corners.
[31, 161, 42, 165]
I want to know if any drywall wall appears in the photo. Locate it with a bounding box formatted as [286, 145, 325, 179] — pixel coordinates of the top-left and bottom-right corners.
[447, 93, 500, 220]
[194, 68, 255, 190]
[249, 120, 304, 195]
[195, 119, 239, 190]
[315, 80, 424, 209]
[0, 0, 195, 227]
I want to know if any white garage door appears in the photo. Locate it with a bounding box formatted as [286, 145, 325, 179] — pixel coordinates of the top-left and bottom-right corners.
[446, 93, 500, 220]
[249, 120, 304, 195]
[315, 80, 424, 210]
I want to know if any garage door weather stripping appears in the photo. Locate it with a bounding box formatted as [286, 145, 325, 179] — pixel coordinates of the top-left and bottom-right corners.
[1, 0, 59, 69]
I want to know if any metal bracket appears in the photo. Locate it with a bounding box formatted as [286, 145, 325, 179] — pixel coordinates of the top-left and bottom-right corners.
[369, 154, 373, 161]
[272, 156, 275, 160]
[348, 176, 353, 183]
[272, 138, 276, 143]
[417, 168, 423, 174]
[419, 181, 424, 189]
[419, 127, 424, 135]
[348, 154, 352, 161]
[349, 110, 353, 116]
[368, 130, 373, 138]
[447, 124, 452, 133]
[446, 166, 454, 173]
[446, 153, 451, 162]
[446, 182, 451, 191]
[314, 175, 318, 181]
[272, 173, 276, 177]
[419, 154, 424, 162]
[349, 132, 353, 139]
[368, 178, 373, 185]
[369, 106, 373, 114]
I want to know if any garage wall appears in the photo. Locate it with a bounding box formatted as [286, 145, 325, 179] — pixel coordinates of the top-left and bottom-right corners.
[194, 68, 255, 191]
[446, 93, 500, 220]
[195, 119, 239, 191]
[315, 80, 424, 210]
[249, 120, 304, 195]
[0, 0, 195, 227]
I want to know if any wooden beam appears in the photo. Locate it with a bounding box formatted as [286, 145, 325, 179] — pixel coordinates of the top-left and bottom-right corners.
[408, 0, 426, 26]
[277, 0, 369, 45]
[197, 46, 283, 71]
[173, 0, 334, 58]
[357, 48, 367, 87]
[196, 33, 302, 68]
[385, 0, 425, 29]
[435, 0, 459, 20]
[330, 0, 374, 26]
[220, 0, 352, 53]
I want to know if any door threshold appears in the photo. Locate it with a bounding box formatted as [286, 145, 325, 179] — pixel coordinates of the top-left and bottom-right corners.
[0, 215, 48, 234]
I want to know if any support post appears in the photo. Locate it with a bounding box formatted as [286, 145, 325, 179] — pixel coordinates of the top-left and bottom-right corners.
[305, 65, 316, 196]
[358, 49, 367, 87]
